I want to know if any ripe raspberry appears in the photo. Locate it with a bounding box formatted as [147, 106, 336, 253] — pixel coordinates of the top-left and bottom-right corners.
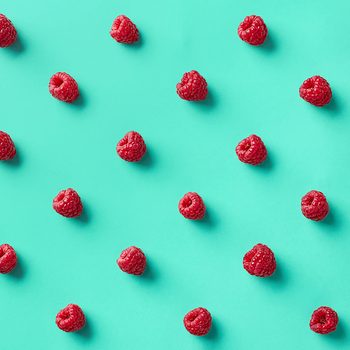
[310, 306, 338, 334]
[243, 243, 276, 277]
[301, 190, 329, 221]
[235, 134, 267, 165]
[0, 14, 17, 48]
[238, 15, 268, 46]
[117, 246, 146, 275]
[176, 70, 208, 101]
[117, 131, 146, 162]
[299, 76, 332, 107]
[178, 192, 206, 220]
[0, 131, 16, 160]
[53, 188, 83, 218]
[184, 307, 212, 336]
[110, 15, 139, 44]
[56, 304, 86, 332]
[49, 72, 79, 103]
[0, 244, 17, 274]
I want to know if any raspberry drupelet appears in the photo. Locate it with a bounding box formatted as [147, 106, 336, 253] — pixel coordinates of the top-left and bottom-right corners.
[117, 131, 146, 162]
[238, 15, 268, 46]
[49, 72, 79, 103]
[53, 188, 83, 218]
[235, 134, 267, 165]
[178, 192, 206, 220]
[301, 190, 329, 221]
[176, 70, 208, 101]
[184, 307, 212, 336]
[310, 306, 338, 334]
[0, 14, 17, 48]
[117, 246, 146, 275]
[110, 15, 139, 44]
[0, 131, 16, 160]
[243, 243, 276, 277]
[299, 76, 332, 107]
[0, 244, 17, 274]
[56, 304, 86, 332]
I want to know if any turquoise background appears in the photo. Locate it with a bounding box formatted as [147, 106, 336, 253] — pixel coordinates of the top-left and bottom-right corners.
[1, 0, 350, 349]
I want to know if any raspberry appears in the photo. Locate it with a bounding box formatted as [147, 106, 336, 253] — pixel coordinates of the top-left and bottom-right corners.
[183, 307, 212, 336]
[299, 76, 332, 107]
[117, 131, 146, 162]
[56, 304, 86, 332]
[49, 72, 79, 103]
[0, 14, 17, 48]
[178, 192, 206, 220]
[110, 15, 139, 44]
[310, 306, 338, 334]
[235, 134, 267, 165]
[0, 244, 17, 274]
[53, 188, 83, 218]
[301, 190, 329, 221]
[176, 70, 208, 101]
[243, 243, 276, 277]
[117, 246, 146, 275]
[238, 15, 268, 46]
[0, 131, 16, 160]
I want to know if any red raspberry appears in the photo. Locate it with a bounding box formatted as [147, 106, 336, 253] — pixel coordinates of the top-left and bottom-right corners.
[110, 15, 139, 44]
[310, 306, 338, 334]
[49, 72, 79, 103]
[0, 244, 17, 274]
[235, 134, 267, 165]
[117, 131, 146, 162]
[301, 190, 329, 221]
[0, 131, 16, 160]
[176, 70, 208, 101]
[243, 243, 276, 277]
[0, 14, 17, 48]
[183, 307, 212, 336]
[299, 76, 332, 107]
[117, 246, 146, 275]
[56, 304, 86, 332]
[238, 15, 268, 46]
[53, 188, 83, 218]
[178, 192, 206, 220]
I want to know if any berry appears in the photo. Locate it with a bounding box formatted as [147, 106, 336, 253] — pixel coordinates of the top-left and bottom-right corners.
[0, 131, 16, 160]
[176, 70, 208, 101]
[178, 192, 206, 220]
[243, 243, 276, 277]
[117, 131, 146, 162]
[110, 15, 139, 44]
[56, 304, 86, 332]
[235, 134, 267, 165]
[310, 306, 338, 334]
[53, 188, 83, 218]
[0, 14, 17, 48]
[184, 307, 212, 336]
[117, 246, 146, 275]
[238, 15, 268, 46]
[49, 72, 79, 103]
[0, 244, 17, 274]
[301, 190, 329, 221]
[299, 76, 332, 107]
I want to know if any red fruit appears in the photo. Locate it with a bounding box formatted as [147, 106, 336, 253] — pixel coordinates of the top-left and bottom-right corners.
[238, 15, 268, 46]
[53, 188, 83, 218]
[235, 134, 267, 165]
[176, 70, 208, 101]
[178, 192, 206, 220]
[299, 76, 332, 107]
[184, 307, 212, 336]
[310, 306, 338, 334]
[0, 131, 16, 160]
[110, 15, 139, 44]
[243, 243, 276, 277]
[117, 246, 146, 275]
[0, 14, 17, 48]
[301, 190, 329, 221]
[117, 131, 146, 162]
[56, 304, 86, 332]
[0, 244, 17, 274]
[49, 72, 79, 103]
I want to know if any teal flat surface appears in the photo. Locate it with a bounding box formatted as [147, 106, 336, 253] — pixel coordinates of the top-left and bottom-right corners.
[1, 0, 350, 349]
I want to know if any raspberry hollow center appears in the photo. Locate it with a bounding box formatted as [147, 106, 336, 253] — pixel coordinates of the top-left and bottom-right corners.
[182, 198, 192, 208]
